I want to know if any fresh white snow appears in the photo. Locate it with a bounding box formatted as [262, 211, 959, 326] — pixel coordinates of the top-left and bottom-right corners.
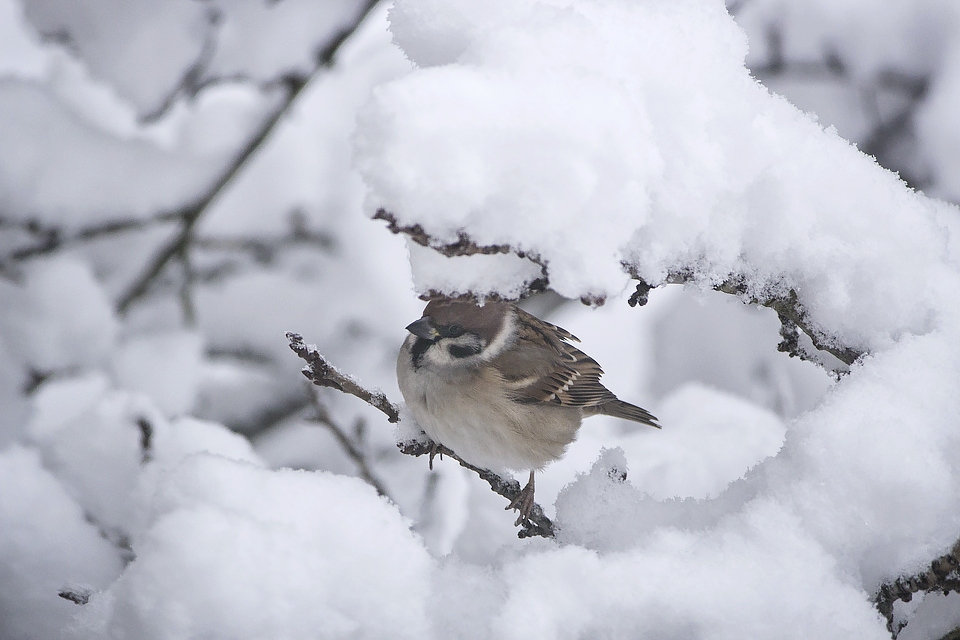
[2, 0, 960, 637]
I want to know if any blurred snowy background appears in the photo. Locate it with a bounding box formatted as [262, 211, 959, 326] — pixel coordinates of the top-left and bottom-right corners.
[1, 0, 960, 638]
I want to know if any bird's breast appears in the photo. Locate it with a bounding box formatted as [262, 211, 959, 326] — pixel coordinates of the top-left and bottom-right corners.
[397, 344, 581, 471]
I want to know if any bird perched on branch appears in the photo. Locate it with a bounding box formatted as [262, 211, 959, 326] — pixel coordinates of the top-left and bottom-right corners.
[397, 299, 659, 524]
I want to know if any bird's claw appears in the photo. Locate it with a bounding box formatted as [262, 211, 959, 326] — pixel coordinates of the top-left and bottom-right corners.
[428, 441, 444, 470]
[506, 472, 537, 526]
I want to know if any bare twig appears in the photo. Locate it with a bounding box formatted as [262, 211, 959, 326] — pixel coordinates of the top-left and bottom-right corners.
[307, 388, 390, 497]
[286, 332, 400, 423]
[399, 440, 555, 539]
[627, 270, 865, 370]
[138, 5, 222, 124]
[194, 228, 336, 263]
[373, 208, 550, 299]
[285, 331, 556, 538]
[374, 208, 515, 258]
[875, 540, 960, 638]
[0, 214, 177, 268]
[114, 0, 382, 316]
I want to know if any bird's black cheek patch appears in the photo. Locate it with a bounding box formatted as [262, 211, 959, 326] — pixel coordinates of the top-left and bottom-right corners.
[448, 344, 482, 358]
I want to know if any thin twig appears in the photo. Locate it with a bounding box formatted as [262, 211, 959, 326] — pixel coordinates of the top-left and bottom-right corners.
[875, 540, 960, 638]
[373, 208, 550, 299]
[0, 214, 177, 266]
[399, 440, 555, 539]
[286, 332, 400, 423]
[285, 332, 556, 539]
[627, 269, 865, 371]
[193, 228, 336, 262]
[308, 388, 390, 498]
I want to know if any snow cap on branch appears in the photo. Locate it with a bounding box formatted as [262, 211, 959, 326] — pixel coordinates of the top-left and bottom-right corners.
[355, 0, 959, 353]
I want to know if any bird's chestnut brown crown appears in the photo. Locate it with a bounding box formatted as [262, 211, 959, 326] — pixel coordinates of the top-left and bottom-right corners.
[415, 300, 509, 344]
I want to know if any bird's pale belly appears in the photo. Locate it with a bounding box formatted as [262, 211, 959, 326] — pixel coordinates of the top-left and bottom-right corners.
[403, 366, 581, 472]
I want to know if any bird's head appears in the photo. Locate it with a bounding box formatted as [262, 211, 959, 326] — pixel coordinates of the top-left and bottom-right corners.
[405, 300, 513, 367]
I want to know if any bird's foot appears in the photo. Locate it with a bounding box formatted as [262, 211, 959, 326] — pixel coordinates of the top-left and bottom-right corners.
[506, 471, 536, 526]
[428, 441, 444, 470]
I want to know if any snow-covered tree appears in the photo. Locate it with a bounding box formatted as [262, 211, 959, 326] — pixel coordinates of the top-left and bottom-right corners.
[1, 0, 959, 637]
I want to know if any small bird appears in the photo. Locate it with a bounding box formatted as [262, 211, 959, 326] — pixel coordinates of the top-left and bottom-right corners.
[397, 299, 659, 523]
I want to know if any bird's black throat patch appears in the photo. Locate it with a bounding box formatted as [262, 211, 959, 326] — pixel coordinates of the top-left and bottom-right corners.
[448, 343, 482, 358]
[411, 337, 432, 368]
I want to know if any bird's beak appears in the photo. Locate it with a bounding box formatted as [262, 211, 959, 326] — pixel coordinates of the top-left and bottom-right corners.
[406, 317, 440, 341]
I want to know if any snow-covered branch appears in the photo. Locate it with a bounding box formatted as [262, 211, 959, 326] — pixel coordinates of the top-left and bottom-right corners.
[629, 272, 864, 370]
[398, 439, 555, 539]
[876, 540, 960, 638]
[376, 207, 865, 371]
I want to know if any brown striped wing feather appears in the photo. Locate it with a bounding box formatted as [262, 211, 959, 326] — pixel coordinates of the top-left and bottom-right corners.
[494, 308, 659, 427]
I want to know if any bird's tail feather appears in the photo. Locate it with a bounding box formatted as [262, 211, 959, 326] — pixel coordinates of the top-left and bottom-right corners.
[598, 400, 660, 428]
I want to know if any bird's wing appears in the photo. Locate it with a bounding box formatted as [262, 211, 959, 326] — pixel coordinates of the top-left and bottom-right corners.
[493, 308, 618, 408]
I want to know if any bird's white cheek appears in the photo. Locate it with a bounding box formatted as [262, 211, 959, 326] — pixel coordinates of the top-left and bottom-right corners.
[419, 340, 484, 369]
[422, 344, 456, 368]
[480, 310, 517, 362]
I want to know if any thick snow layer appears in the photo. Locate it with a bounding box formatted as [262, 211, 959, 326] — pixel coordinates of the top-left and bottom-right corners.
[0, 446, 123, 640]
[0, 257, 117, 372]
[3, 0, 960, 637]
[0, 79, 219, 224]
[356, 0, 959, 353]
[71, 456, 433, 640]
[20, 0, 208, 116]
[348, 0, 960, 636]
[19, 0, 372, 118]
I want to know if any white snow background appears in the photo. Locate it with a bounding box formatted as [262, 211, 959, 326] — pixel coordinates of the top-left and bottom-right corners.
[2, 0, 960, 638]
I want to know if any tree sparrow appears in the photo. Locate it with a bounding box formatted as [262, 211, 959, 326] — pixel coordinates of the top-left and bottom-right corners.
[397, 299, 659, 523]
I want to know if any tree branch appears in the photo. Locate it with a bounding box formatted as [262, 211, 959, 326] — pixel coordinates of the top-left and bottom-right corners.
[398, 439, 555, 539]
[307, 388, 390, 498]
[875, 539, 960, 638]
[374, 207, 865, 371]
[0, 214, 177, 269]
[627, 270, 866, 369]
[285, 331, 556, 538]
[373, 208, 550, 299]
[286, 332, 400, 423]
[58, 586, 93, 606]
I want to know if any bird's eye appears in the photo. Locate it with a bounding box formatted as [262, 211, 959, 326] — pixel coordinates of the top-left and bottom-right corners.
[446, 324, 464, 338]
